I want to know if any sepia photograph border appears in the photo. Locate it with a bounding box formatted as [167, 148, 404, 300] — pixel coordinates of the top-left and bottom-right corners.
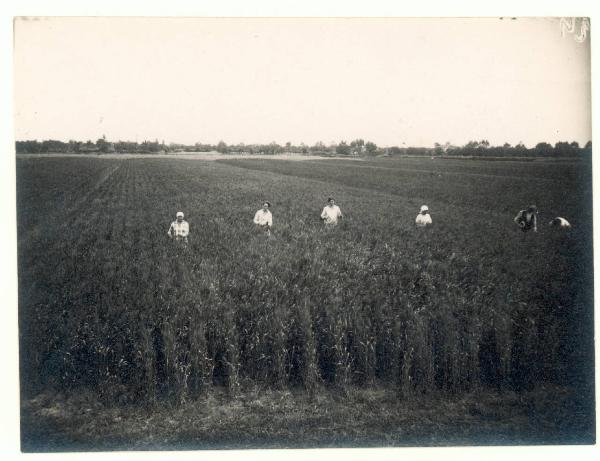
[2, 1, 600, 461]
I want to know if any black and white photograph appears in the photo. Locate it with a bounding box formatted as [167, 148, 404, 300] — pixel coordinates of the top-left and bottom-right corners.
[3, 4, 597, 458]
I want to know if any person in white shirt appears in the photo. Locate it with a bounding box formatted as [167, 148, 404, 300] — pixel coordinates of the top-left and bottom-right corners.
[253, 201, 273, 236]
[550, 217, 571, 229]
[168, 211, 189, 244]
[514, 205, 538, 232]
[415, 205, 433, 227]
[320, 197, 343, 226]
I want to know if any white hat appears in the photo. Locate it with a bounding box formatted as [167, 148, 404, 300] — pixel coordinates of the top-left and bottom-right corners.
[176, 211, 184, 218]
[420, 205, 429, 212]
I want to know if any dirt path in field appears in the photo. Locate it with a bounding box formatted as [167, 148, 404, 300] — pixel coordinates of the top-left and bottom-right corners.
[17, 153, 364, 161]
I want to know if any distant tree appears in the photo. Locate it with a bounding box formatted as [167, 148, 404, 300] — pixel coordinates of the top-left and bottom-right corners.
[310, 141, 327, 153]
[96, 136, 110, 153]
[194, 142, 213, 152]
[554, 141, 578, 157]
[514, 142, 528, 156]
[40, 140, 68, 153]
[67, 140, 82, 153]
[350, 139, 365, 154]
[534, 142, 553, 156]
[168, 142, 182, 152]
[229, 143, 245, 154]
[116, 141, 141, 153]
[445, 143, 459, 155]
[267, 142, 283, 155]
[365, 141, 377, 154]
[336, 141, 351, 156]
[16, 140, 41, 153]
[463, 140, 490, 151]
[216, 140, 228, 154]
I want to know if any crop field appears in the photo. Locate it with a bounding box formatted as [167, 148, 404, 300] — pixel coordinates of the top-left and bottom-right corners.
[17, 155, 594, 450]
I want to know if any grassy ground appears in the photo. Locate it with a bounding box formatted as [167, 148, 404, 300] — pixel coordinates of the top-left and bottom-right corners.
[17, 156, 595, 450]
[20, 383, 594, 451]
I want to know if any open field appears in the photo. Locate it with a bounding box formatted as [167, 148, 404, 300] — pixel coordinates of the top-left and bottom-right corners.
[17, 155, 594, 449]
[16, 151, 365, 161]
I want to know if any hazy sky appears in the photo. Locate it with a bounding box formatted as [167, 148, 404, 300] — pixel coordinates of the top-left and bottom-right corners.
[14, 17, 591, 147]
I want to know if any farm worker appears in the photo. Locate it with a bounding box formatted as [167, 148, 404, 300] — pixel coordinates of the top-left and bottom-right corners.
[514, 205, 538, 232]
[168, 211, 189, 243]
[253, 201, 273, 236]
[549, 217, 571, 229]
[320, 197, 343, 226]
[415, 205, 433, 227]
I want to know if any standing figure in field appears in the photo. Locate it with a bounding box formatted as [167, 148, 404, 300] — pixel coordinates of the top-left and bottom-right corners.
[415, 205, 432, 227]
[549, 217, 571, 230]
[320, 197, 343, 226]
[253, 201, 273, 236]
[168, 211, 189, 244]
[514, 205, 538, 233]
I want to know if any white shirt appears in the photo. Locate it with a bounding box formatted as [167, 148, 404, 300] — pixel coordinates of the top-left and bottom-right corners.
[168, 220, 189, 238]
[253, 209, 272, 227]
[321, 205, 343, 225]
[415, 213, 432, 227]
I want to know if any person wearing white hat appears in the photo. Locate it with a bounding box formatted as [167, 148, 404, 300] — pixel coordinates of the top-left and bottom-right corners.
[549, 217, 571, 229]
[415, 205, 432, 227]
[253, 201, 273, 236]
[168, 211, 189, 243]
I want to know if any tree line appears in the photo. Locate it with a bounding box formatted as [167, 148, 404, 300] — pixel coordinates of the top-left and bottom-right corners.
[15, 136, 592, 158]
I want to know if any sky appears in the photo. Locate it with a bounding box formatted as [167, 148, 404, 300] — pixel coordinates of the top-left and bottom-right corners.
[13, 17, 591, 148]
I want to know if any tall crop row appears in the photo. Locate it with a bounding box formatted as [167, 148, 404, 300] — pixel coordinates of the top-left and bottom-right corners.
[17, 157, 594, 403]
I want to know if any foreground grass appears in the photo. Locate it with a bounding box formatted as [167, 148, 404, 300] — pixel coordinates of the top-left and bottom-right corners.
[17, 157, 595, 449]
[21, 384, 594, 451]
